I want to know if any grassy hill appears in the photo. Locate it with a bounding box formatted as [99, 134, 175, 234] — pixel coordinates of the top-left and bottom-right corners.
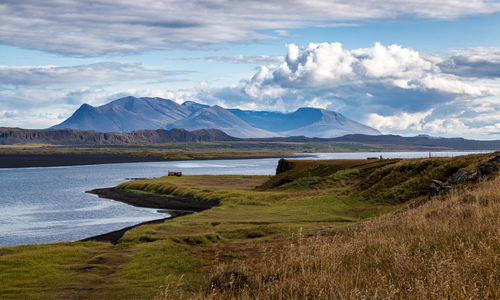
[1, 153, 499, 299]
[200, 172, 500, 299]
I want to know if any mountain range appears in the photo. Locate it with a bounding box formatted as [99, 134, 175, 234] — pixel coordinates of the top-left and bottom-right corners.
[51, 96, 380, 138]
[3, 127, 500, 151]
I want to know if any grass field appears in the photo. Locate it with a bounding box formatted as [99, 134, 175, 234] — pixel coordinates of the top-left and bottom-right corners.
[1, 153, 499, 299]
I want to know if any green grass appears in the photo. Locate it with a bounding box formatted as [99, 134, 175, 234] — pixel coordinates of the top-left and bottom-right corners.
[1, 152, 498, 299]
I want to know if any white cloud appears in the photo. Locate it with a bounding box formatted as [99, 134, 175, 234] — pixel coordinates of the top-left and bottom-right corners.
[0, 63, 183, 86]
[364, 109, 500, 140]
[0, 111, 66, 129]
[247, 42, 493, 96]
[1, 1, 500, 55]
[356, 43, 435, 79]
[421, 118, 500, 139]
[366, 110, 433, 132]
[364, 94, 500, 139]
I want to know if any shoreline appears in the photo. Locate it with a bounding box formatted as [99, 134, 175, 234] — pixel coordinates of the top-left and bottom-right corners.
[0, 153, 293, 168]
[81, 210, 192, 244]
[82, 187, 220, 244]
[1, 150, 490, 169]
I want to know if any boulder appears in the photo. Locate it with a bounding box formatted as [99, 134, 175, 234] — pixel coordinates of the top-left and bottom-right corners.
[429, 179, 452, 196]
[276, 159, 296, 175]
[448, 168, 478, 185]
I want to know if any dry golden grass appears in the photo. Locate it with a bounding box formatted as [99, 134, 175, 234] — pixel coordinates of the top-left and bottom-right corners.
[191, 176, 500, 299]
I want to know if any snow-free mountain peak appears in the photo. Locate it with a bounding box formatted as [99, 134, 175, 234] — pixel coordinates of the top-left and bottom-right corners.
[52, 96, 381, 138]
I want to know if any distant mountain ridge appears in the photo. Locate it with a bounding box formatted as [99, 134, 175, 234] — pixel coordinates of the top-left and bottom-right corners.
[51, 96, 380, 138]
[0, 127, 237, 145]
[2, 127, 500, 150]
[252, 134, 500, 151]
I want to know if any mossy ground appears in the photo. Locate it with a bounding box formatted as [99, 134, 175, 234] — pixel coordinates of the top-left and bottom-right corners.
[1, 153, 498, 299]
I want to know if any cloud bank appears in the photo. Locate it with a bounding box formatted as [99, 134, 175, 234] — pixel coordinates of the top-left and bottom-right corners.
[0, 63, 185, 86]
[188, 43, 500, 139]
[1, 42, 500, 139]
[0, 62, 188, 127]
[1, 0, 500, 55]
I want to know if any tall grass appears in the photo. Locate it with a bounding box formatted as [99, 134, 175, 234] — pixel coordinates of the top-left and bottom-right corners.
[196, 177, 500, 299]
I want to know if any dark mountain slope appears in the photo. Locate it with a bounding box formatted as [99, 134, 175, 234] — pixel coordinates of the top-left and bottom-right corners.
[0, 127, 237, 145]
[2, 127, 500, 151]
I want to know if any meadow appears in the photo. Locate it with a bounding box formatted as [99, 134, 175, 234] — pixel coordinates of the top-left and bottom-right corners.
[0, 153, 498, 299]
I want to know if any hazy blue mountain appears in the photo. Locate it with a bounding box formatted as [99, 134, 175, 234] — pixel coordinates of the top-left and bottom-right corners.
[279, 109, 380, 137]
[181, 101, 209, 114]
[229, 107, 380, 137]
[228, 107, 323, 132]
[166, 106, 275, 138]
[52, 96, 380, 138]
[52, 97, 191, 132]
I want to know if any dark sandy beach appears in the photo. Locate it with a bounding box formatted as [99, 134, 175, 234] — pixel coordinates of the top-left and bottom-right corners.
[83, 187, 219, 243]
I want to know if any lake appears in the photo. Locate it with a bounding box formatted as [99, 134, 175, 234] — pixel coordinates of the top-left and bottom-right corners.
[0, 151, 487, 247]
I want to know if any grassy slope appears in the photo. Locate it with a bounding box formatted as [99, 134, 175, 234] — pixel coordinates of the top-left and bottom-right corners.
[200, 172, 500, 299]
[1, 153, 499, 299]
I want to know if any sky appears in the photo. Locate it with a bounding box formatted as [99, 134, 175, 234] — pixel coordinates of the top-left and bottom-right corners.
[1, 0, 500, 139]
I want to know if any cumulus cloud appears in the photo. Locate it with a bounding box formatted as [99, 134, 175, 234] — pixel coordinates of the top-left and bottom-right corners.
[366, 110, 433, 132]
[182, 42, 500, 139]
[366, 103, 500, 140]
[230, 42, 497, 113]
[0, 63, 185, 86]
[1, 1, 500, 55]
[249, 42, 495, 95]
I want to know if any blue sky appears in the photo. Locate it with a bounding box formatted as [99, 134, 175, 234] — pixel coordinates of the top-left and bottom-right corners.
[1, 1, 500, 139]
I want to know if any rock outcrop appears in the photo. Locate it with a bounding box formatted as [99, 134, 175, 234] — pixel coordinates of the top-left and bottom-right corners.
[276, 159, 296, 175]
[430, 156, 499, 196]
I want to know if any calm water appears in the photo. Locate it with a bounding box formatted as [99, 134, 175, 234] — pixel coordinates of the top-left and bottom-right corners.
[0, 151, 487, 247]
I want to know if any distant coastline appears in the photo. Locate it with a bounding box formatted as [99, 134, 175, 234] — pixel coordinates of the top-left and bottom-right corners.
[0, 152, 292, 168]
